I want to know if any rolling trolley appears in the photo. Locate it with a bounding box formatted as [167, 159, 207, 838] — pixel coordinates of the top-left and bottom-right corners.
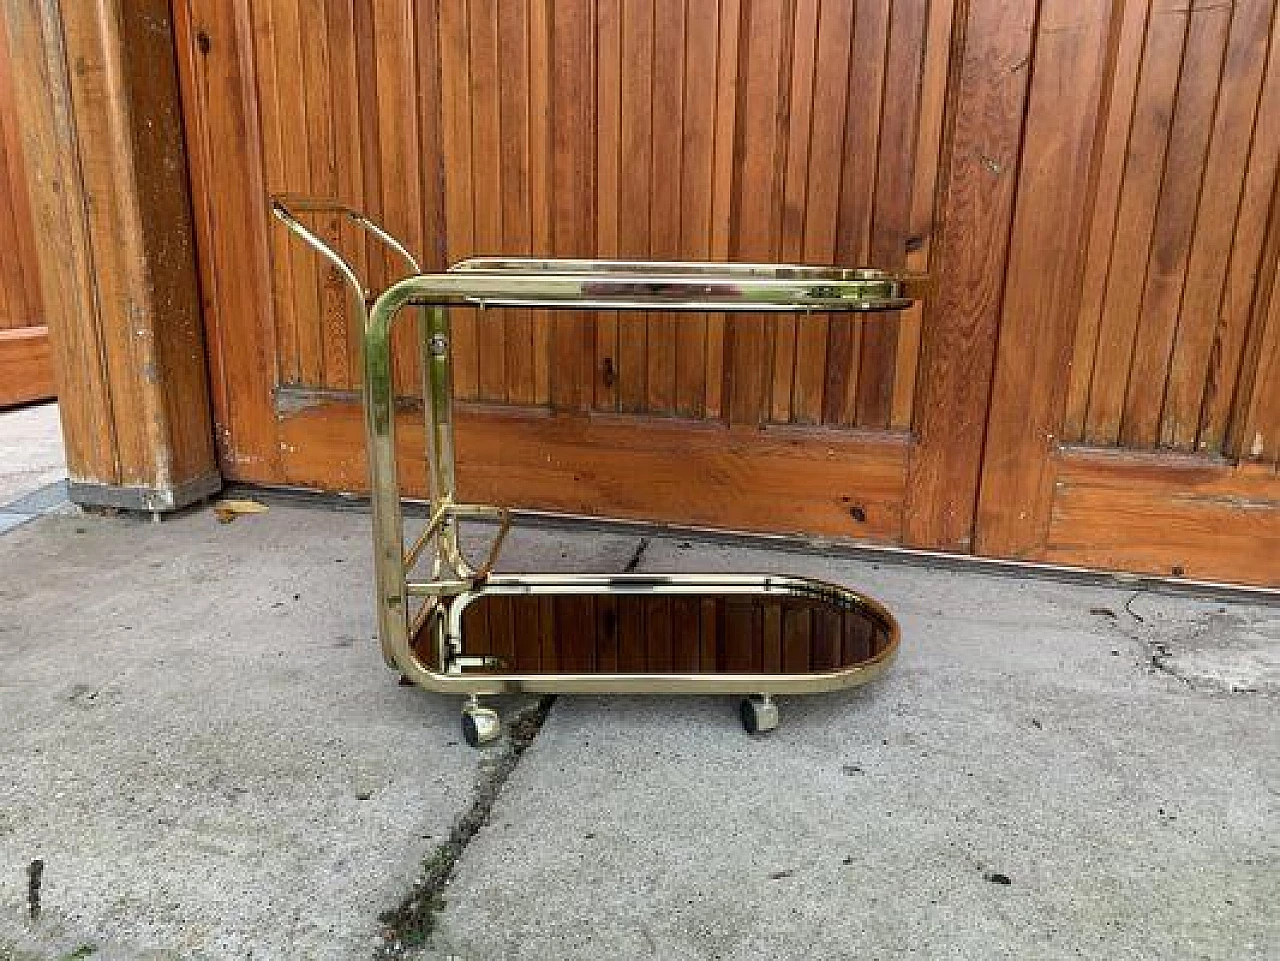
[271, 196, 926, 747]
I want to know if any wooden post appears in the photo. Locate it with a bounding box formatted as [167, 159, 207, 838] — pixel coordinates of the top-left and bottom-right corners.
[1, 0, 219, 511]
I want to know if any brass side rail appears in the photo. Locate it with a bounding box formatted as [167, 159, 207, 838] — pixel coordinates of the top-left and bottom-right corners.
[271, 196, 924, 745]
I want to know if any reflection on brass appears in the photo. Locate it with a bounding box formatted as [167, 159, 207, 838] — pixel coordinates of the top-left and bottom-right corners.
[271, 197, 922, 734]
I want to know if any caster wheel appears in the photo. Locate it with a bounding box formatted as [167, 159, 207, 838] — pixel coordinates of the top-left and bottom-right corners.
[461, 704, 502, 748]
[740, 695, 779, 735]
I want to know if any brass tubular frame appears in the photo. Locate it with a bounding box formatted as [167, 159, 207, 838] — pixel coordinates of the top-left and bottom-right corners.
[271, 197, 923, 698]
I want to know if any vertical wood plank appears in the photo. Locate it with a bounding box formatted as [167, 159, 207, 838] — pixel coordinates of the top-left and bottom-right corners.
[811, 604, 840, 669]
[488, 595, 517, 667]
[1162, 0, 1273, 449]
[549, 0, 597, 410]
[470, 0, 506, 401]
[771, 0, 818, 424]
[415, 0, 447, 274]
[371, 0, 422, 398]
[512, 595, 541, 671]
[728, 0, 788, 425]
[299, 0, 337, 388]
[530, 0, 553, 403]
[1084, 5, 1191, 444]
[1227, 178, 1280, 461]
[647, 0, 685, 415]
[1233, 281, 1280, 463]
[618, 0, 653, 412]
[1199, 6, 1280, 452]
[1121, 4, 1231, 448]
[700, 595, 718, 671]
[538, 596, 558, 671]
[328, 0, 368, 385]
[843, 610, 874, 664]
[975, 0, 1113, 558]
[859, 0, 928, 428]
[675, 0, 719, 418]
[499, 0, 535, 404]
[722, 597, 758, 672]
[891, 0, 956, 429]
[1063, 0, 1151, 441]
[904, 0, 1038, 551]
[595, 0, 622, 410]
[705, 0, 741, 418]
[249, 0, 302, 389]
[179, 0, 281, 478]
[463, 598, 491, 657]
[304, 1, 350, 391]
[0, 19, 42, 330]
[438, 0, 478, 398]
[557, 595, 597, 672]
[761, 601, 782, 674]
[791, 0, 853, 424]
[824, 1, 890, 426]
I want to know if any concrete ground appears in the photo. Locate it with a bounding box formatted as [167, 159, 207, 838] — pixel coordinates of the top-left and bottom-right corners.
[0, 403, 68, 533]
[0, 403, 1276, 960]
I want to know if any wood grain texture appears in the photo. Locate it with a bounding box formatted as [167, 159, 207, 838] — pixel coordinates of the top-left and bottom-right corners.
[1228, 189, 1280, 463]
[859, 0, 927, 428]
[1120, 3, 1230, 449]
[975, 0, 1113, 558]
[274, 396, 910, 541]
[1, 0, 115, 479]
[1045, 447, 1278, 587]
[1084, 3, 1190, 445]
[173, 0, 1280, 585]
[548, 0, 596, 411]
[1061, 0, 1280, 458]
[0, 326, 54, 406]
[176, 0, 279, 480]
[904, 0, 1038, 551]
[186, 0, 949, 440]
[1200, 3, 1280, 453]
[1063, 0, 1150, 442]
[1162, 0, 1274, 450]
[5, 0, 216, 499]
[0, 6, 49, 406]
[0, 13, 42, 335]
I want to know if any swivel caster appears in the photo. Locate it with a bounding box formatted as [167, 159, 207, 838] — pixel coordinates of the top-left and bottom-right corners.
[461, 698, 501, 748]
[740, 694, 779, 735]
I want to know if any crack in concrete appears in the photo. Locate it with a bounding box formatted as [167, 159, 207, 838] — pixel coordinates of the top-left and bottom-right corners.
[373, 696, 556, 958]
[1117, 593, 1276, 695]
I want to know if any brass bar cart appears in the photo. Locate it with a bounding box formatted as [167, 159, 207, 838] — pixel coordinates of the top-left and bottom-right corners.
[272, 197, 926, 746]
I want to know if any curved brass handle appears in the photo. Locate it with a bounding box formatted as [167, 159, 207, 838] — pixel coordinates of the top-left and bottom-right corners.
[268, 195, 421, 303]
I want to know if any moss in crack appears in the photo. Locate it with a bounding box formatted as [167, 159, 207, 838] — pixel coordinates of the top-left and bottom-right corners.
[374, 697, 554, 957]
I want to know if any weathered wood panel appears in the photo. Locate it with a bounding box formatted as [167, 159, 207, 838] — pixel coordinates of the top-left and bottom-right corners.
[903, 0, 1038, 551]
[0, 6, 51, 405]
[175, 0, 1277, 584]
[3, 0, 217, 505]
[275, 400, 911, 541]
[1063, 0, 1280, 460]
[1045, 449, 1278, 586]
[0, 327, 53, 406]
[205, 0, 945, 431]
[978, 0, 1280, 578]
